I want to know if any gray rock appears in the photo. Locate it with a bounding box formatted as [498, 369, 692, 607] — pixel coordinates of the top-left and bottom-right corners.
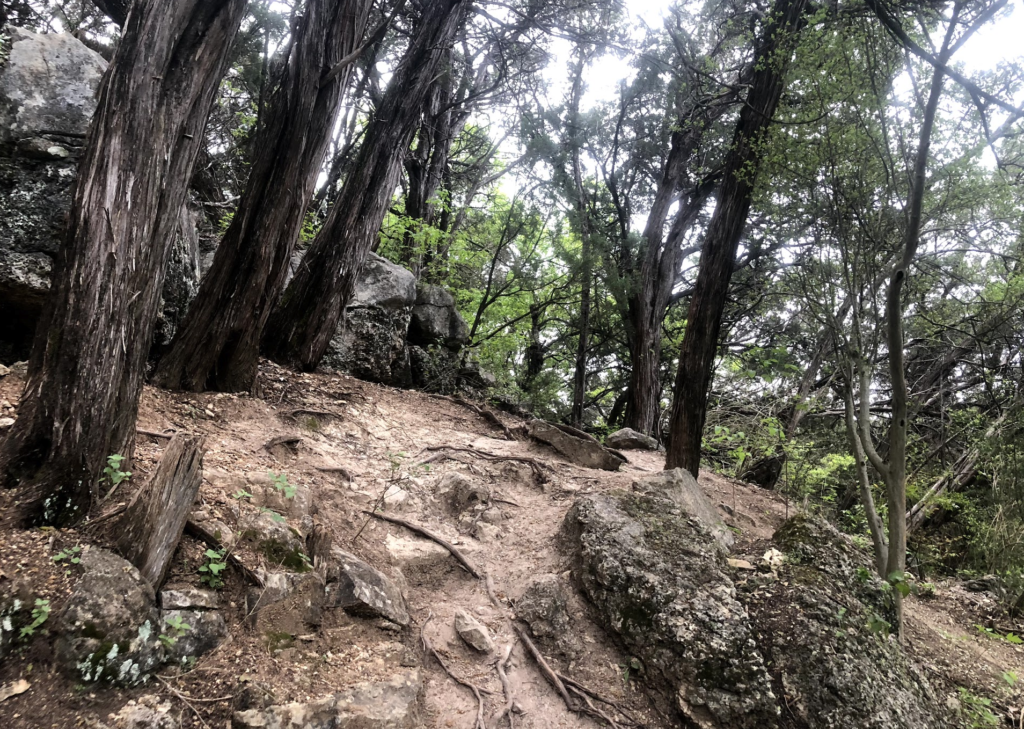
[324, 548, 410, 626]
[409, 283, 469, 349]
[109, 695, 180, 729]
[237, 511, 309, 571]
[157, 609, 228, 664]
[233, 669, 422, 729]
[246, 570, 326, 644]
[438, 471, 490, 514]
[408, 344, 461, 394]
[528, 420, 625, 471]
[0, 26, 106, 144]
[0, 576, 37, 659]
[606, 427, 660, 451]
[54, 548, 164, 685]
[350, 252, 417, 310]
[514, 574, 582, 660]
[632, 468, 733, 553]
[159, 587, 219, 611]
[454, 609, 494, 653]
[742, 515, 951, 729]
[561, 491, 776, 728]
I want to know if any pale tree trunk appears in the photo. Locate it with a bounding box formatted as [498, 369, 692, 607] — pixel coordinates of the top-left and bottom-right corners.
[0, 0, 246, 527]
[264, 0, 471, 370]
[567, 54, 592, 428]
[154, 0, 373, 392]
[665, 0, 810, 474]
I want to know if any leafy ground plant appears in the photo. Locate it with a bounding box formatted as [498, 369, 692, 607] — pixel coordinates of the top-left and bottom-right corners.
[18, 598, 50, 639]
[198, 548, 228, 589]
[159, 614, 191, 648]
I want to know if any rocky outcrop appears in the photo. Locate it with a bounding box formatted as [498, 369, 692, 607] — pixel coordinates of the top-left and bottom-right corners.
[323, 547, 410, 626]
[232, 669, 423, 729]
[514, 573, 583, 661]
[408, 284, 469, 349]
[158, 588, 227, 665]
[562, 490, 776, 728]
[0, 26, 201, 362]
[323, 252, 417, 385]
[560, 485, 954, 729]
[632, 468, 734, 552]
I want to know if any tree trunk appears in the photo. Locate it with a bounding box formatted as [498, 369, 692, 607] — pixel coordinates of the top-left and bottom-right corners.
[664, 0, 810, 475]
[116, 433, 206, 588]
[153, 0, 373, 393]
[0, 0, 246, 527]
[567, 55, 592, 429]
[263, 0, 471, 370]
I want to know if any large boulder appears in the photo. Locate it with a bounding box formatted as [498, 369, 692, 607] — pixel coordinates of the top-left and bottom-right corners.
[0, 27, 201, 362]
[561, 490, 776, 728]
[233, 669, 423, 729]
[408, 283, 469, 350]
[740, 515, 950, 729]
[632, 469, 733, 553]
[322, 252, 416, 385]
[606, 427, 659, 451]
[0, 26, 105, 360]
[54, 548, 164, 686]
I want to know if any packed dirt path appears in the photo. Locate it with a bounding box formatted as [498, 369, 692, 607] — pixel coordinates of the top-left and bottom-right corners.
[1, 361, 1023, 728]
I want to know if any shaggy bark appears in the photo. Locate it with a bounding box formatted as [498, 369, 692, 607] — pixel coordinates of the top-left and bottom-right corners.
[0, 0, 246, 527]
[664, 0, 810, 475]
[153, 0, 373, 393]
[264, 0, 471, 370]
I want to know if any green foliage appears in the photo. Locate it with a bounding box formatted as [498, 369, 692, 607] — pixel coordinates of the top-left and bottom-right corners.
[102, 454, 131, 487]
[232, 489, 253, 501]
[957, 687, 1000, 728]
[52, 545, 82, 565]
[159, 614, 191, 648]
[18, 599, 50, 639]
[268, 472, 296, 499]
[198, 548, 228, 589]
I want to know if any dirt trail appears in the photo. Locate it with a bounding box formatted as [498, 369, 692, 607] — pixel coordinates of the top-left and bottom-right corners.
[1, 362, 1023, 727]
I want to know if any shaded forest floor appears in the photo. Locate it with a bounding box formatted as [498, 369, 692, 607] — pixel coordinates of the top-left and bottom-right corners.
[0, 362, 1022, 727]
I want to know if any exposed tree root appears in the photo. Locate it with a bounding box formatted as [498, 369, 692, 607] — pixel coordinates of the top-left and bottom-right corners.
[362, 510, 481, 578]
[491, 643, 518, 728]
[422, 614, 490, 729]
[417, 446, 551, 486]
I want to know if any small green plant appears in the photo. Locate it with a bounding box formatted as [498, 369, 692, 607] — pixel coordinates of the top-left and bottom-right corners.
[957, 687, 999, 728]
[975, 625, 1023, 644]
[19, 598, 51, 639]
[102, 454, 132, 487]
[52, 545, 82, 564]
[159, 614, 191, 648]
[259, 507, 286, 523]
[198, 548, 228, 589]
[1001, 670, 1018, 688]
[269, 472, 296, 499]
[232, 489, 254, 501]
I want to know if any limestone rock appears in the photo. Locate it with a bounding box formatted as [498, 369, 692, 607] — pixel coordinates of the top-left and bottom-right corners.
[409, 283, 469, 349]
[0, 26, 106, 144]
[740, 514, 951, 729]
[454, 609, 494, 653]
[606, 427, 660, 451]
[528, 420, 625, 471]
[246, 570, 326, 643]
[561, 491, 776, 728]
[110, 695, 180, 729]
[233, 669, 422, 729]
[324, 548, 410, 626]
[238, 511, 309, 571]
[0, 576, 37, 659]
[159, 587, 219, 611]
[385, 533, 452, 572]
[158, 609, 228, 665]
[54, 548, 164, 685]
[438, 471, 490, 514]
[631, 468, 733, 553]
[350, 252, 417, 310]
[514, 574, 582, 660]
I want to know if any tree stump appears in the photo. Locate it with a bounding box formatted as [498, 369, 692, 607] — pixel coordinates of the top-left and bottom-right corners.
[117, 433, 206, 588]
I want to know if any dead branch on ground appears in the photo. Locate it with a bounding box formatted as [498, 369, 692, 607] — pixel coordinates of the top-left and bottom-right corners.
[491, 643, 518, 728]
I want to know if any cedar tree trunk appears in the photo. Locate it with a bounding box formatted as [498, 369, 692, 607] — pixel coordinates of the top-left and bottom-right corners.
[153, 0, 373, 392]
[665, 0, 809, 475]
[0, 0, 246, 527]
[264, 0, 471, 370]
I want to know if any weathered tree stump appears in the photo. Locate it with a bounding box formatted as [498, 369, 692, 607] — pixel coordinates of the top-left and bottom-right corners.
[117, 433, 206, 588]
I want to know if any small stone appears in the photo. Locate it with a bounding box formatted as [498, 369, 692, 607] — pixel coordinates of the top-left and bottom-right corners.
[0, 417, 14, 429]
[474, 522, 502, 543]
[479, 507, 503, 525]
[0, 365, 9, 378]
[727, 559, 756, 571]
[159, 588, 219, 611]
[110, 694, 179, 728]
[454, 609, 494, 653]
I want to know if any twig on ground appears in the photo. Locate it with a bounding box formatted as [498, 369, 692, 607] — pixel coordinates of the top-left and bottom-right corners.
[513, 624, 575, 711]
[153, 674, 212, 728]
[422, 614, 490, 729]
[429, 394, 518, 440]
[491, 643, 518, 728]
[137, 428, 175, 439]
[362, 511, 481, 578]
